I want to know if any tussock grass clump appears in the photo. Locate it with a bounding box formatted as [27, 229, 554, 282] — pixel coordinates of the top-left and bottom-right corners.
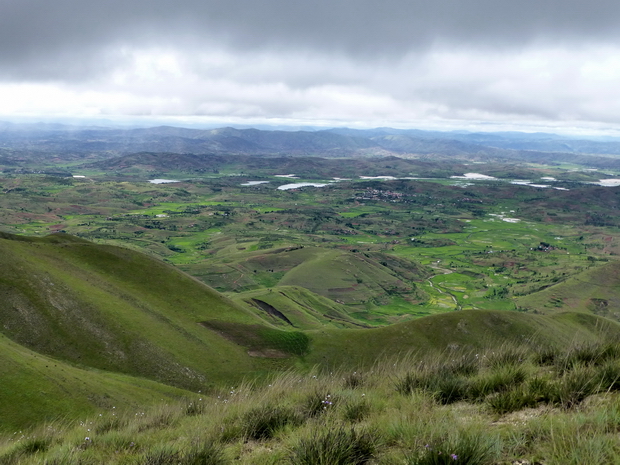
[595, 359, 620, 392]
[183, 442, 227, 465]
[184, 399, 208, 417]
[441, 353, 481, 377]
[239, 404, 303, 440]
[552, 341, 620, 374]
[289, 426, 377, 465]
[549, 364, 600, 408]
[342, 398, 371, 423]
[1, 437, 52, 465]
[469, 365, 527, 401]
[94, 414, 131, 434]
[342, 371, 366, 389]
[406, 433, 496, 465]
[532, 345, 561, 366]
[140, 443, 227, 465]
[396, 369, 472, 405]
[141, 447, 182, 465]
[302, 390, 339, 418]
[482, 344, 528, 369]
[486, 387, 538, 415]
[134, 405, 180, 433]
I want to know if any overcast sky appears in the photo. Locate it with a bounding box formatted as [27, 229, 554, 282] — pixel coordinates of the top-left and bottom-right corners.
[2, 0, 620, 133]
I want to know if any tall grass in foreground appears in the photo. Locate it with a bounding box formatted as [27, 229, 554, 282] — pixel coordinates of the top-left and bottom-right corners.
[4, 341, 620, 463]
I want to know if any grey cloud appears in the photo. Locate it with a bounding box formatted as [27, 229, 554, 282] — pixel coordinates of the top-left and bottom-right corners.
[2, 0, 620, 81]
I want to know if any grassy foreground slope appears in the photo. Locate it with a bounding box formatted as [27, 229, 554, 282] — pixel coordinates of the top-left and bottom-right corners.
[0, 232, 290, 390]
[6, 338, 620, 463]
[0, 333, 191, 432]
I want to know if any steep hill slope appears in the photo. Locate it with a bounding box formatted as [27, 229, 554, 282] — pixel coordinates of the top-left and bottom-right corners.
[0, 232, 291, 391]
[0, 332, 190, 431]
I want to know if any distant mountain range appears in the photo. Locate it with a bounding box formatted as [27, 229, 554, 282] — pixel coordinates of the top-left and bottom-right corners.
[2, 122, 620, 168]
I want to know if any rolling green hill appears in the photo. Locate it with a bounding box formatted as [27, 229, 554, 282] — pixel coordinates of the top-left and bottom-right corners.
[305, 309, 620, 368]
[230, 285, 367, 329]
[0, 232, 290, 391]
[515, 260, 620, 320]
[183, 246, 432, 325]
[4, 231, 620, 432]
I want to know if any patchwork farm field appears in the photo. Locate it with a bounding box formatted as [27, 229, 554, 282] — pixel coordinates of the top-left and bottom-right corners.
[1, 167, 620, 327]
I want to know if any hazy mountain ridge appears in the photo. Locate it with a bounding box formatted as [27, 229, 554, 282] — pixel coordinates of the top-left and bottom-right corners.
[3, 123, 620, 165]
[81, 151, 467, 178]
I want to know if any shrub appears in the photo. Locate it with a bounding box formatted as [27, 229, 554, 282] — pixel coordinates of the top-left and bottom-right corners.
[290, 426, 377, 465]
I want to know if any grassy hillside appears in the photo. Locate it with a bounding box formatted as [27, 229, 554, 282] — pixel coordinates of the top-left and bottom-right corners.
[306, 309, 620, 369]
[5, 338, 620, 463]
[4, 232, 620, 435]
[0, 232, 295, 391]
[231, 285, 367, 329]
[516, 260, 620, 321]
[184, 245, 432, 325]
[0, 332, 191, 432]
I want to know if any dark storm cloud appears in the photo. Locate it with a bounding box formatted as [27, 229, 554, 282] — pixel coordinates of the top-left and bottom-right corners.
[2, 0, 620, 80]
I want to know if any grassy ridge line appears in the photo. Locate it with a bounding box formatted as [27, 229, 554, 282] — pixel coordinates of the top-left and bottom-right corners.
[516, 259, 620, 319]
[0, 332, 191, 432]
[0, 233, 288, 390]
[305, 309, 620, 369]
[231, 285, 365, 329]
[277, 249, 417, 306]
[188, 244, 430, 323]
